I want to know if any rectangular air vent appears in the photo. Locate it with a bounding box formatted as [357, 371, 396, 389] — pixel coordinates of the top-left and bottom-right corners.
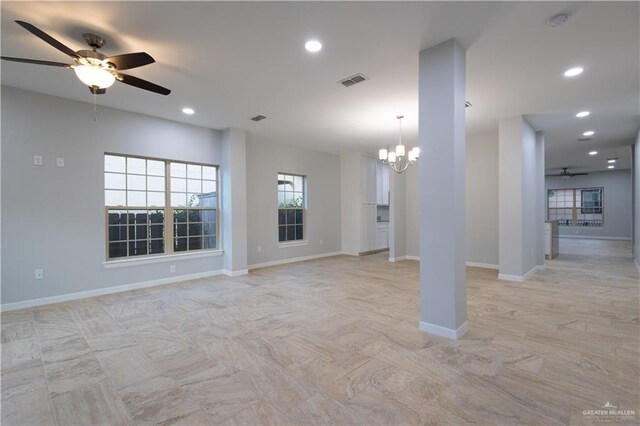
[250, 115, 267, 122]
[465, 101, 472, 108]
[338, 73, 368, 87]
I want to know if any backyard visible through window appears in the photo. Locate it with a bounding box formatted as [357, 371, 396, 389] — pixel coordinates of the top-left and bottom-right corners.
[547, 187, 603, 227]
[104, 154, 218, 259]
[278, 173, 305, 242]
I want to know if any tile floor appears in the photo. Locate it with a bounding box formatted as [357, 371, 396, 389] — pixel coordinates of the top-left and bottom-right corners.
[1, 239, 638, 425]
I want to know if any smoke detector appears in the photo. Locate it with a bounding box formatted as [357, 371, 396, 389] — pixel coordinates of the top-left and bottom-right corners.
[547, 13, 570, 27]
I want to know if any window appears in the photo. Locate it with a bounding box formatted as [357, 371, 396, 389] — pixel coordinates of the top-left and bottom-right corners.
[547, 187, 603, 227]
[277, 173, 305, 242]
[104, 154, 218, 260]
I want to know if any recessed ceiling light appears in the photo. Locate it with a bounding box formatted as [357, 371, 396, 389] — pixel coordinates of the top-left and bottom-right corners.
[305, 40, 322, 53]
[583, 130, 595, 136]
[564, 67, 583, 77]
[588, 151, 598, 156]
[607, 158, 617, 163]
[182, 107, 195, 115]
[576, 111, 590, 118]
[608, 165, 615, 169]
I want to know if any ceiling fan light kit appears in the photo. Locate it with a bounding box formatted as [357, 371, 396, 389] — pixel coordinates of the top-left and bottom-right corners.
[1, 21, 171, 97]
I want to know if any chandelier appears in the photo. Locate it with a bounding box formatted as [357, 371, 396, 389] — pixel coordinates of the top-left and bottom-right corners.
[378, 115, 419, 173]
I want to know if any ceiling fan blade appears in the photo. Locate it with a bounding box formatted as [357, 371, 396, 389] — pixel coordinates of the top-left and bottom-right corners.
[15, 20, 81, 60]
[88, 86, 106, 95]
[116, 73, 171, 95]
[1, 56, 72, 67]
[106, 52, 155, 70]
[572, 173, 589, 176]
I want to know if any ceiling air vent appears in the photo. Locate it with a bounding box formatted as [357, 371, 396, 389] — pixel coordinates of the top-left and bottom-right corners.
[578, 137, 591, 141]
[465, 101, 472, 108]
[338, 73, 368, 87]
[250, 115, 267, 122]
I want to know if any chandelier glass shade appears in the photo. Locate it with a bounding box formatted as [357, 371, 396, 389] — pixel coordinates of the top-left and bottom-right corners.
[378, 115, 419, 173]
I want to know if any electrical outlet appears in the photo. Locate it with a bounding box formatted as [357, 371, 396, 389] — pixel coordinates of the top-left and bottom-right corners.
[56, 158, 65, 168]
[34, 269, 44, 280]
[33, 155, 43, 166]
[257, 246, 262, 253]
[169, 265, 176, 273]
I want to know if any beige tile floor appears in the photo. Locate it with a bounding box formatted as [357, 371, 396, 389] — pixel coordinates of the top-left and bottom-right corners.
[1, 239, 638, 425]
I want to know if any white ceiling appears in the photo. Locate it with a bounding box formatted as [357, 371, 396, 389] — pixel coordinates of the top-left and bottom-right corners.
[1, 1, 638, 173]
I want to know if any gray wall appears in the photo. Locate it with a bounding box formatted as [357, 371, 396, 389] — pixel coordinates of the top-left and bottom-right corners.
[245, 137, 341, 266]
[405, 131, 499, 267]
[465, 131, 499, 266]
[546, 170, 633, 240]
[1, 86, 226, 305]
[633, 130, 640, 267]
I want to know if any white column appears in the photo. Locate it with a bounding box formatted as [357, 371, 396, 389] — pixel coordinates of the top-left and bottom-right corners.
[221, 128, 248, 275]
[498, 116, 544, 281]
[418, 39, 468, 340]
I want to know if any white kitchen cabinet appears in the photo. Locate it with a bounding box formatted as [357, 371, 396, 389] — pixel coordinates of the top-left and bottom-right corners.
[341, 154, 381, 255]
[361, 156, 377, 205]
[375, 222, 389, 250]
[376, 161, 389, 205]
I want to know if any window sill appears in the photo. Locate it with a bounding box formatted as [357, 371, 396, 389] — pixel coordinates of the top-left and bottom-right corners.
[278, 240, 309, 248]
[103, 249, 223, 269]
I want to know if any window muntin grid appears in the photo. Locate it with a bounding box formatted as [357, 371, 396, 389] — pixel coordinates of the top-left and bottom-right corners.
[547, 187, 603, 227]
[278, 173, 305, 242]
[104, 154, 218, 259]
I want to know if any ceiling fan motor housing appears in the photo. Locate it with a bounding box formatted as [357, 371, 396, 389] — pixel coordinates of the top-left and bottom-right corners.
[82, 33, 106, 50]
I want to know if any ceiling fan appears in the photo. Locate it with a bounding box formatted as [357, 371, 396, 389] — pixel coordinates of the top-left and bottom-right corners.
[547, 168, 589, 179]
[1, 20, 170, 96]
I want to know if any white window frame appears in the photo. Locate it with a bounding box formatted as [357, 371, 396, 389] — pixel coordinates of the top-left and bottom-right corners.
[104, 153, 220, 262]
[277, 172, 307, 247]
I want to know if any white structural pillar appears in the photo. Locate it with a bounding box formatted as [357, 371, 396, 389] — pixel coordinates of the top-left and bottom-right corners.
[498, 116, 545, 281]
[418, 39, 468, 340]
[221, 128, 248, 275]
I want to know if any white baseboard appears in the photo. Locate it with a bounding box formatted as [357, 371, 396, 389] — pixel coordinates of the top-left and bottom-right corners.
[419, 320, 469, 340]
[498, 265, 541, 282]
[559, 235, 631, 241]
[465, 261, 499, 270]
[0, 270, 226, 312]
[248, 251, 342, 270]
[223, 269, 248, 277]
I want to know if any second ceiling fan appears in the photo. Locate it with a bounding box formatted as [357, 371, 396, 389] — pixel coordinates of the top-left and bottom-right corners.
[1, 20, 171, 96]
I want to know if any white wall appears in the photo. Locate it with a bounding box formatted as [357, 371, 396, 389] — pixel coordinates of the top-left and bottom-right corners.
[465, 131, 499, 266]
[1, 86, 227, 305]
[245, 137, 341, 266]
[546, 170, 633, 240]
[405, 164, 419, 258]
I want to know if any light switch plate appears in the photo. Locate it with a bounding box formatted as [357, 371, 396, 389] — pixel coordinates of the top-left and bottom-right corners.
[56, 158, 65, 168]
[33, 155, 43, 166]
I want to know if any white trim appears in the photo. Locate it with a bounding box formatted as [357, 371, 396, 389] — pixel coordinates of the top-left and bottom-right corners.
[223, 269, 248, 277]
[419, 320, 469, 340]
[389, 255, 419, 262]
[559, 235, 631, 241]
[405, 255, 419, 261]
[277, 240, 309, 248]
[0, 270, 225, 312]
[465, 261, 499, 270]
[248, 251, 341, 270]
[103, 249, 223, 269]
[498, 265, 541, 282]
